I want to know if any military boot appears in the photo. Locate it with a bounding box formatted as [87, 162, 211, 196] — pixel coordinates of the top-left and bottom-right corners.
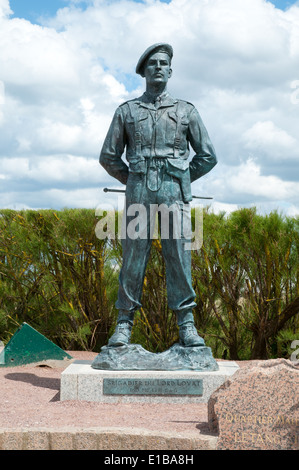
[108, 310, 134, 347]
[108, 321, 132, 347]
[179, 322, 205, 347]
[175, 309, 205, 347]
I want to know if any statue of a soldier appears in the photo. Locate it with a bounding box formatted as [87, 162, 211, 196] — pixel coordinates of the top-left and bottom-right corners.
[100, 43, 217, 349]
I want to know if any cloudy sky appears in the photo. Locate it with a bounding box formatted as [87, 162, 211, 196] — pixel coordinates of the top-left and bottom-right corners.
[0, 0, 298, 215]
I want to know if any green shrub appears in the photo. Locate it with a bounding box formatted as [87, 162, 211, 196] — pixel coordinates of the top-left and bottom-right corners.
[0, 207, 298, 359]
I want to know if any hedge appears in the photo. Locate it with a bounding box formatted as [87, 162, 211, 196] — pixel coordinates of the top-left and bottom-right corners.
[0, 207, 298, 360]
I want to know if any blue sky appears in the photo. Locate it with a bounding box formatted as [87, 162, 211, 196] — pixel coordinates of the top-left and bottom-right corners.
[1, 0, 299, 214]
[9, 0, 85, 23]
[9, 0, 172, 23]
[8, 0, 299, 23]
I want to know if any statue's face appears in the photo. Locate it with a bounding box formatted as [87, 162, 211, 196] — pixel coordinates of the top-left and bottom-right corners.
[143, 52, 172, 86]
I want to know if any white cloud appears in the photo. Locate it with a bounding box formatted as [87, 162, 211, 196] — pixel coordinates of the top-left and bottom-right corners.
[0, 0, 298, 215]
[243, 121, 297, 159]
[203, 201, 240, 215]
[229, 158, 298, 200]
[35, 187, 102, 209]
[0, 155, 107, 186]
[0, 0, 11, 18]
[0, 20, 80, 91]
[0, 80, 4, 125]
[0, 187, 103, 210]
[205, 158, 299, 206]
[285, 204, 299, 217]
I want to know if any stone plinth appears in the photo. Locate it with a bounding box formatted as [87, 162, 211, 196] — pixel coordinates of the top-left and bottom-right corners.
[208, 359, 299, 450]
[61, 360, 239, 404]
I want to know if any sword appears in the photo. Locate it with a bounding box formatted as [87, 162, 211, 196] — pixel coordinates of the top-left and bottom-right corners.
[103, 187, 213, 200]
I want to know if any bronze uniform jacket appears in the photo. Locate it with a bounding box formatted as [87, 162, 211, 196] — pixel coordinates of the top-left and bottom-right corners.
[100, 92, 217, 202]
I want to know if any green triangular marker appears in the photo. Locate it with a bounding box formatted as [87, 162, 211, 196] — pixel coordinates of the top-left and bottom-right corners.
[0, 323, 73, 368]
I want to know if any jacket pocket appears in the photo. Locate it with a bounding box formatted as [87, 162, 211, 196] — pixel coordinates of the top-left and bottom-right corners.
[138, 111, 149, 122]
[166, 159, 192, 203]
[167, 158, 190, 172]
[128, 159, 146, 174]
[168, 111, 177, 123]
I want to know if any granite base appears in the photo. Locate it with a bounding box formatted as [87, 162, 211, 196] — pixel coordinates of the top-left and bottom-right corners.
[60, 360, 239, 404]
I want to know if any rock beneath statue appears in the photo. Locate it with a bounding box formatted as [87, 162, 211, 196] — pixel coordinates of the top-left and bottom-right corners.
[91, 343, 219, 371]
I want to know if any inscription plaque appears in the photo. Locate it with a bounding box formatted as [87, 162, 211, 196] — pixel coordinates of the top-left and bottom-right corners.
[103, 378, 203, 396]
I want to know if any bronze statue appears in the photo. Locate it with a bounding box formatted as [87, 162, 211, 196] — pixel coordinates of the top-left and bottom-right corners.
[100, 43, 217, 349]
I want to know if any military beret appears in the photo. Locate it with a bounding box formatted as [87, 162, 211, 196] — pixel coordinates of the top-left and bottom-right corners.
[136, 43, 173, 76]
